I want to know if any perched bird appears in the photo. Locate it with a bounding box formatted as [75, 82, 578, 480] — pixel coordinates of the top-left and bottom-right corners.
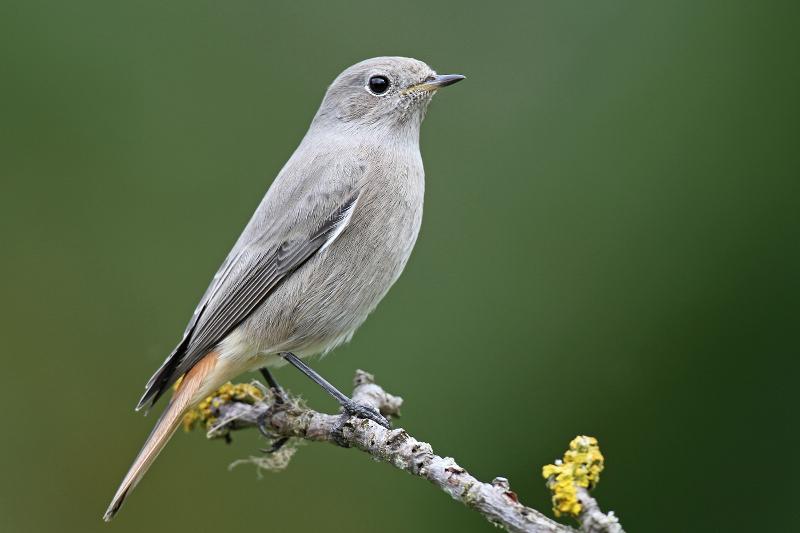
[103, 56, 464, 520]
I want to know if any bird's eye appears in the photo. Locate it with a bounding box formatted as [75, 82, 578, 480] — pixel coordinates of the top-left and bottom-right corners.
[367, 75, 390, 95]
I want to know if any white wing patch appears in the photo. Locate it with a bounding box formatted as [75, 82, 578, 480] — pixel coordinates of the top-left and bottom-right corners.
[319, 193, 359, 253]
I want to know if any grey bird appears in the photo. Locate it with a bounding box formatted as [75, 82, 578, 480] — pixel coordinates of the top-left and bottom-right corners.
[104, 56, 464, 520]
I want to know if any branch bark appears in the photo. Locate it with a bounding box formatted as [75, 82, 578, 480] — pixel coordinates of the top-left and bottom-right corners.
[198, 370, 622, 533]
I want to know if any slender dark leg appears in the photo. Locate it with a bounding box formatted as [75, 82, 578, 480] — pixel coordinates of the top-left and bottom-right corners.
[259, 367, 285, 404]
[281, 352, 390, 428]
[257, 367, 290, 453]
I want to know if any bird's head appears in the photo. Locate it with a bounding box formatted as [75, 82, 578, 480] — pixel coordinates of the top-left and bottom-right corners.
[312, 56, 464, 134]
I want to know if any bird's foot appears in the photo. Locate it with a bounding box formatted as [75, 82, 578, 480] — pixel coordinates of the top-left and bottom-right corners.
[256, 410, 290, 453]
[256, 409, 272, 440]
[341, 399, 391, 429]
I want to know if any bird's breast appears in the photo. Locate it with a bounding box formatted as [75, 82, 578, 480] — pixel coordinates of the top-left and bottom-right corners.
[285, 153, 424, 354]
[322, 153, 424, 304]
[233, 142, 425, 360]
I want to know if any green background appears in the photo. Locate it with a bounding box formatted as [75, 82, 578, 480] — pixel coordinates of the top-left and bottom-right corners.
[2, 1, 798, 532]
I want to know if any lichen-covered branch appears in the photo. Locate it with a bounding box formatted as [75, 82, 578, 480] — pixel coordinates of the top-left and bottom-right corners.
[184, 370, 623, 533]
[542, 436, 624, 533]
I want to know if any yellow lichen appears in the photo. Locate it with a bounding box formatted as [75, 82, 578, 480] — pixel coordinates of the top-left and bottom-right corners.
[541, 435, 605, 518]
[181, 382, 265, 432]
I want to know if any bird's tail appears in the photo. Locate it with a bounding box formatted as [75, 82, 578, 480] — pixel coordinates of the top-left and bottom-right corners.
[103, 352, 219, 521]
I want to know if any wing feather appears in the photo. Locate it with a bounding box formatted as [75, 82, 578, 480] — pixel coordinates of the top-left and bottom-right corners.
[137, 188, 360, 410]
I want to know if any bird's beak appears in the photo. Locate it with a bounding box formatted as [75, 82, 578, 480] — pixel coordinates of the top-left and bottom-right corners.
[403, 74, 466, 94]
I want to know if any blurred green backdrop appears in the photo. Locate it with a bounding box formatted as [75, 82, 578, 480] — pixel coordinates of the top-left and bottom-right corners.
[1, 1, 798, 532]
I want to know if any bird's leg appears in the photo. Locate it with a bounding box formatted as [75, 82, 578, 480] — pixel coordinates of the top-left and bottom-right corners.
[259, 367, 286, 404]
[280, 352, 391, 429]
[256, 367, 290, 453]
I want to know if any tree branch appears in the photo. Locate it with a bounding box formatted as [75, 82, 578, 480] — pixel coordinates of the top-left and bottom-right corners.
[187, 370, 622, 533]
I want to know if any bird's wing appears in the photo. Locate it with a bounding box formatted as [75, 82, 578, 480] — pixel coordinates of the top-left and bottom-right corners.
[137, 181, 362, 410]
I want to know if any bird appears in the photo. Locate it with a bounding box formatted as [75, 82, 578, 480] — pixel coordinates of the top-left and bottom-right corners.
[103, 56, 464, 521]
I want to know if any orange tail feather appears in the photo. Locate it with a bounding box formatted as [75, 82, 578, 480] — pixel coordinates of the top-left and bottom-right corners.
[103, 351, 218, 521]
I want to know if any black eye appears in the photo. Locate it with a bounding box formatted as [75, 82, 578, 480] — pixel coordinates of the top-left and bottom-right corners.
[368, 75, 390, 95]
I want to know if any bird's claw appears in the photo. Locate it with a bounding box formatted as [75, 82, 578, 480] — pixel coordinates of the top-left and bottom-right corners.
[331, 416, 351, 448]
[256, 409, 274, 439]
[261, 436, 289, 454]
[257, 409, 290, 453]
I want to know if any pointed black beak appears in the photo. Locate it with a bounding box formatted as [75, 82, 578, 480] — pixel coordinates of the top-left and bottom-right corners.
[429, 74, 466, 88]
[404, 74, 466, 94]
